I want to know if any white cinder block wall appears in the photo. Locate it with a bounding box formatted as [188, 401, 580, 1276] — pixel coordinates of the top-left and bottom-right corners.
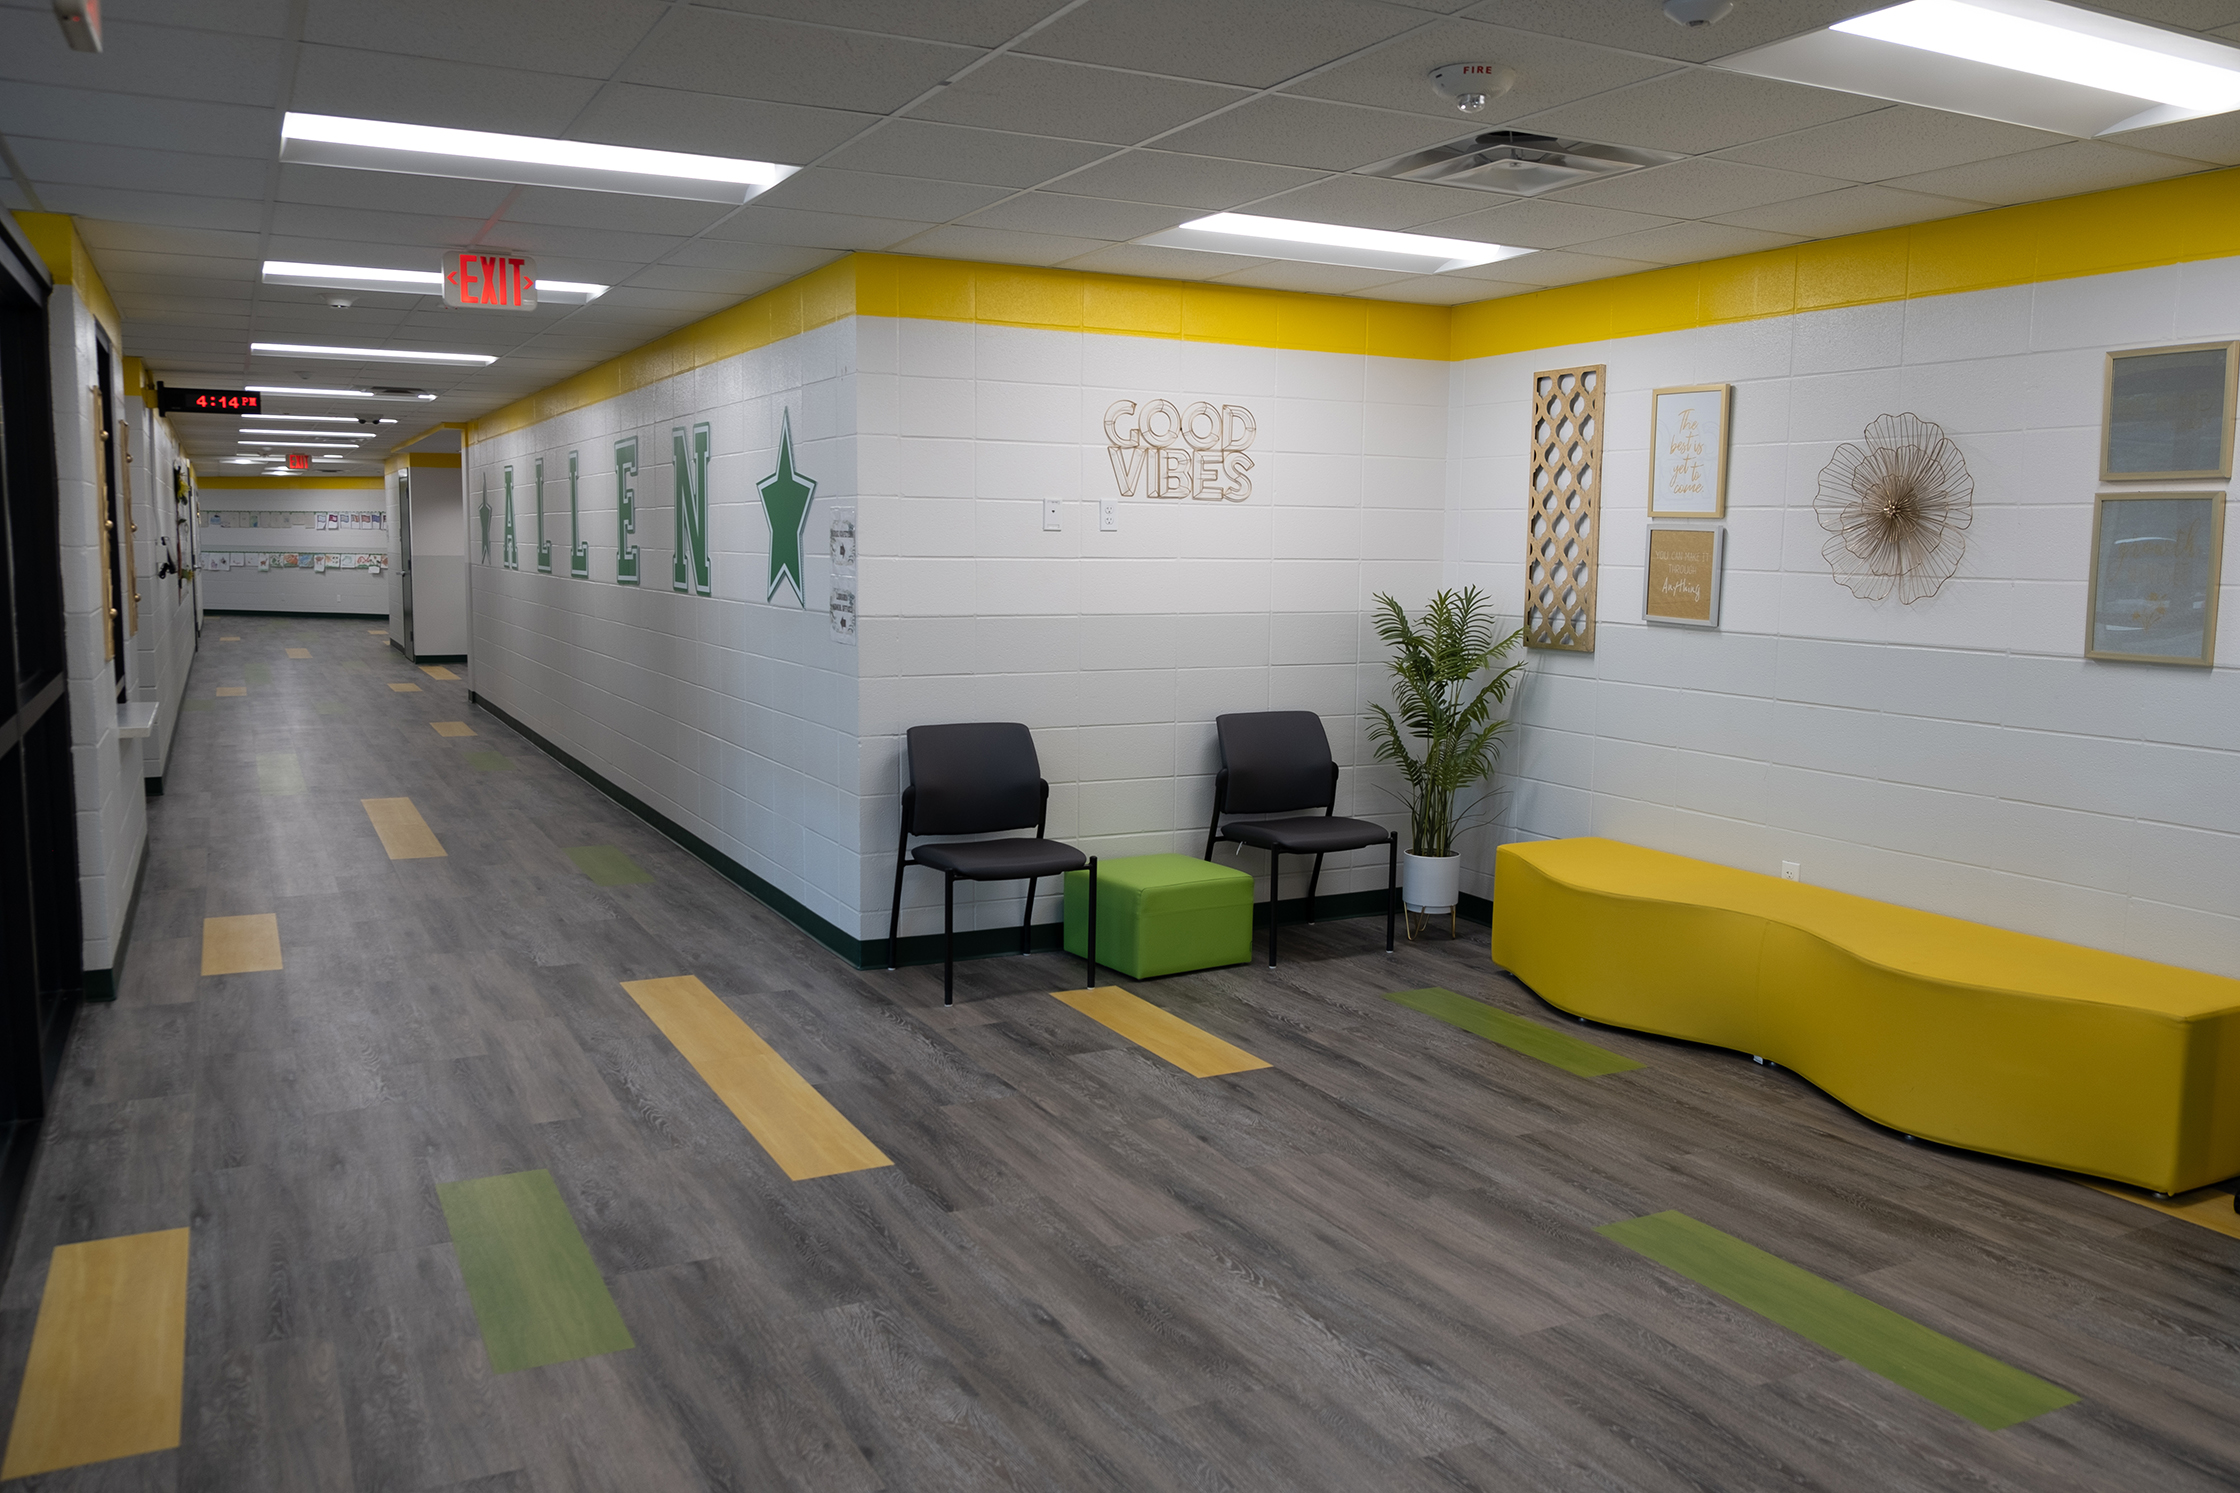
[127, 392, 198, 786]
[469, 318, 863, 936]
[1451, 257, 2240, 978]
[856, 317, 1442, 943]
[197, 480, 389, 615]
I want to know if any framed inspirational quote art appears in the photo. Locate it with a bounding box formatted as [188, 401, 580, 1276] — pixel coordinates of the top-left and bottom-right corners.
[1647, 384, 1731, 519]
[1644, 524, 1724, 628]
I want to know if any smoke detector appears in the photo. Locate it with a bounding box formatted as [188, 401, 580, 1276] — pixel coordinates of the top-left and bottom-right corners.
[1664, 0, 1734, 25]
[1429, 63, 1517, 115]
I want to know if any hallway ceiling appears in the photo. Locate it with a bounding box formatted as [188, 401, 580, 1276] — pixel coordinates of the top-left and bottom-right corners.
[5, 0, 2240, 472]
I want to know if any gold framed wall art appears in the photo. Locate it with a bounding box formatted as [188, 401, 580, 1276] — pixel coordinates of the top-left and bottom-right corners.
[1525, 364, 1605, 652]
[1647, 383, 1731, 519]
[1644, 525, 1724, 628]
[2101, 342, 2238, 481]
[2085, 491, 2224, 667]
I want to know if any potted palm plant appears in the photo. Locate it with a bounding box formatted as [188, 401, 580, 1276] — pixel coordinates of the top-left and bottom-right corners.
[1365, 586, 1525, 928]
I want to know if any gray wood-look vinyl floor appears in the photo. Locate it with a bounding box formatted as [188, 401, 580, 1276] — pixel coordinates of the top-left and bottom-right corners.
[3, 615, 2235, 1491]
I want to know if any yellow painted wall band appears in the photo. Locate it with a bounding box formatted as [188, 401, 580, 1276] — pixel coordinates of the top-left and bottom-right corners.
[17, 213, 122, 350]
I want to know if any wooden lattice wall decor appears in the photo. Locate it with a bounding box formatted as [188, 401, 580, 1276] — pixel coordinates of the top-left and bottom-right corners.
[1525, 364, 1605, 652]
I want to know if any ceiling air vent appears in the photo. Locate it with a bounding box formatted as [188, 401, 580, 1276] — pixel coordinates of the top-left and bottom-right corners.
[1364, 131, 1682, 197]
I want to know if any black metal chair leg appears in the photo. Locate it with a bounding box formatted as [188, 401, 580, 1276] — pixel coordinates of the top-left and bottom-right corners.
[1085, 857, 1098, 989]
[1385, 833, 1397, 953]
[887, 840, 909, 970]
[943, 871, 957, 1006]
[1306, 852, 1324, 923]
[1019, 876, 1037, 956]
[1267, 851, 1280, 968]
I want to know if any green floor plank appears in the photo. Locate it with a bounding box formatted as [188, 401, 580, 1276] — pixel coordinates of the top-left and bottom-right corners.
[1385, 987, 1643, 1077]
[436, 1169, 634, 1374]
[1599, 1211, 2077, 1430]
[313, 702, 346, 717]
[565, 846, 652, 887]
[243, 663, 272, 686]
[255, 752, 305, 796]
[181, 699, 214, 713]
[464, 751, 512, 772]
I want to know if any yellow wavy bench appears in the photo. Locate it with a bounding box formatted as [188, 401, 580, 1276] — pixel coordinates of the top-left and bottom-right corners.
[1491, 837, 2240, 1195]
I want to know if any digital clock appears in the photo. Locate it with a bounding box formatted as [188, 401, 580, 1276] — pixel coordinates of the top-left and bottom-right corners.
[156, 385, 261, 415]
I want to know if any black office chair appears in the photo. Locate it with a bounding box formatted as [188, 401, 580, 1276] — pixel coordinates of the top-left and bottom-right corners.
[1203, 710, 1396, 968]
[888, 722, 1097, 1005]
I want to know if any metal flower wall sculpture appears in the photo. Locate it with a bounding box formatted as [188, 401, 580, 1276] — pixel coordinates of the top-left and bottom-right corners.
[1815, 412, 1974, 604]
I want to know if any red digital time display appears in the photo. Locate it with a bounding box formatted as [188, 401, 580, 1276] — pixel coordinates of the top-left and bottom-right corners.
[156, 386, 261, 414]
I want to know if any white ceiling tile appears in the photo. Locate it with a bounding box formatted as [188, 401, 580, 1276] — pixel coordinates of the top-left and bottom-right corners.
[74, 222, 264, 259]
[625, 265, 794, 298]
[959, 193, 1193, 239]
[34, 185, 265, 232]
[1157, 97, 1483, 171]
[0, 82, 275, 157]
[818, 120, 1111, 186]
[0, 180, 33, 213]
[499, 189, 733, 238]
[1366, 274, 1534, 303]
[1040, 150, 1323, 209]
[758, 169, 1011, 222]
[1420, 197, 1678, 249]
[1710, 183, 1992, 237]
[302, 0, 665, 79]
[564, 86, 873, 165]
[1282, 17, 1679, 123]
[1019, 0, 1425, 88]
[2115, 112, 2240, 165]
[1714, 105, 2068, 184]
[1245, 174, 1508, 229]
[1208, 260, 1416, 294]
[886, 224, 1115, 266]
[703, 204, 940, 251]
[1568, 219, 1805, 266]
[2112, 0, 2240, 28]
[11, 140, 268, 199]
[270, 203, 499, 250]
[274, 164, 511, 219]
[1880, 142, 2220, 207]
[0, 11, 289, 106]
[1510, 68, 1886, 155]
[1457, 0, 1886, 65]
[694, 0, 1068, 46]
[663, 239, 845, 278]
[1556, 157, 1849, 217]
[1454, 248, 1662, 287]
[617, 10, 975, 111]
[287, 47, 601, 135]
[118, 1, 292, 37]
[458, 222, 695, 265]
[912, 57, 1252, 145]
[1057, 243, 1274, 280]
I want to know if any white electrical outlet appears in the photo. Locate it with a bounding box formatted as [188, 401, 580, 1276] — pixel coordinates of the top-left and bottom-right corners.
[1781, 861, 1800, 882]
[1042, 499, 1062, 532]
[1099, 498, 1118, 532]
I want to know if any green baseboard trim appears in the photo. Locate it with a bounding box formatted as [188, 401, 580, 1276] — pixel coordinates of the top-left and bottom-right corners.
[80, 968, 115, 1002]
[81, 839, 150, 1005]
[143, 775, 162, 797]
[1460, 890, 1491, 925]
[202, 608, 388, 620]
[389, 639, 467, 664]
[470, 690, 1404, 973]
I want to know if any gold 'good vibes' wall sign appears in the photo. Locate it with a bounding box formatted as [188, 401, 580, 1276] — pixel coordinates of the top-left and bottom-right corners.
[1103, 399, 1257, 500]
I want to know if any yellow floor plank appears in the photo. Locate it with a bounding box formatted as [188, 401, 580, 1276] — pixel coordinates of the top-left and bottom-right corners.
[362, 797, 446, 860]
[201, 914, 281, 975]
[389, 682, 422, 693]
[366, 628, 387, 635]
[1052, 985, 1271, 1078]
[430, 721, 477, 737]
[215, 686, 246, 697]
[284, 648, 310, 658]
[622, 976, 890, 1180]
[420, 665, 459, 680]
[1, 1229, 190, 1479]
[2085, 1181, 2240, 1242]
[219, 635, 238, 642]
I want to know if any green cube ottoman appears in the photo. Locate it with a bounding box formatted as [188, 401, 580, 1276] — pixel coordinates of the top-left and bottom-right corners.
[1063, 853, 1255, 979]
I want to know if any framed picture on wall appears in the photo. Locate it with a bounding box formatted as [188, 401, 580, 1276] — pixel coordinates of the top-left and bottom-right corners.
[2101, 342, 2238, 481]
[1644, 524, 1724, 628]
[2085, 491, 2224, 667]
[1647, 384, 1731, 519]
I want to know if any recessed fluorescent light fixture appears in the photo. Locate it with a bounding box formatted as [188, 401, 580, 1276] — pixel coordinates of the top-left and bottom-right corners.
[1717, 0, 2240, 136]
[250, 343, 495, 366]
[238, 440, 364, 450]
[1136, 213, 1532, 274]
[245, 385, 439, 401]
[241, 430, 376, 441]
[243, 413, 361, 423]
[279, 112, 796, 204]
[261, 260, 607, 304]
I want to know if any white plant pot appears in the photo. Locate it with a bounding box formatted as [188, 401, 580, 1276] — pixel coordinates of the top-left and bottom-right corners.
[1402, 851, 1462, 915]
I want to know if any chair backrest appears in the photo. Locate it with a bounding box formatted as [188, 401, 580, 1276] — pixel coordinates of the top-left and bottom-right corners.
[904, 722, 1044, 836]
[1215, 711, 1335, 815]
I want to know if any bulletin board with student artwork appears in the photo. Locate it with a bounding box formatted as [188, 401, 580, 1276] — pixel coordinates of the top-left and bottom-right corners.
[1647, 384, 1731, 519]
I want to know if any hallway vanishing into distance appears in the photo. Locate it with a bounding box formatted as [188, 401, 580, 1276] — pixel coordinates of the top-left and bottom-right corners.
[0, 614, 2230, 1492]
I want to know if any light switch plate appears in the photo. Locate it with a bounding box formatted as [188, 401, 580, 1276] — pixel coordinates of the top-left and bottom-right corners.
[1042, 499, 1062, 532]
[1099, 498, 1118, 532]
[1781, 861, 1800, 882]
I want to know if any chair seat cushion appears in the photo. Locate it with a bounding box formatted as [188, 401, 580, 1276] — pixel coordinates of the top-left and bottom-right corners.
[913, 837, 1087, 880]
[1221, 815, 1392, 854]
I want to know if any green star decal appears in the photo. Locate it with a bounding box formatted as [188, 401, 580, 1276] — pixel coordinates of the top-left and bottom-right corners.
[757, 408, 818, 606]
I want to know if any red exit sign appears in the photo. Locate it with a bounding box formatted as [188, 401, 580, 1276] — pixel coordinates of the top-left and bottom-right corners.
[444, 250, 537, 311]
[286, 453, 310, 472]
